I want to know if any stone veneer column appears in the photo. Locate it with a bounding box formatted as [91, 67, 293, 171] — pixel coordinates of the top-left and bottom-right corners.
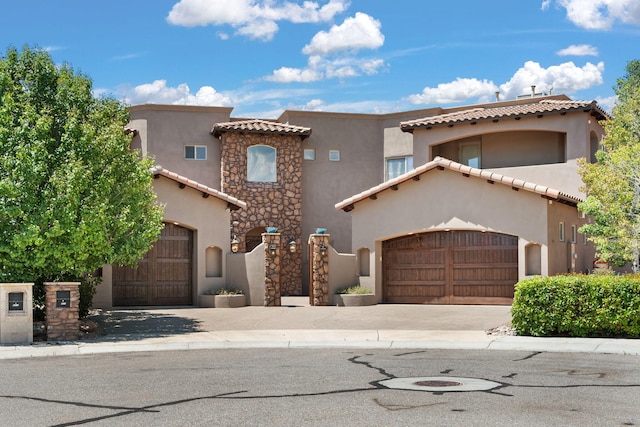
[263, 233, 281, 306]
[45, 282, 80, 341]
[220, 132, 303, 295]
[309, 234, 330, 306]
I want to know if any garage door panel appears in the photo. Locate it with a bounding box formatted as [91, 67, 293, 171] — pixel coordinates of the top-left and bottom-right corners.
[113, 223, 193, 306]
[383, 230, 517, 305]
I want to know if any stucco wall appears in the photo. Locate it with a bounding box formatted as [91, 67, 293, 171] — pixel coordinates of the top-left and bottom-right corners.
[327, 246, 358, 304]
[546, 201, 596, 275]
[129, 105, 233, 189]
[226, 243, 266, 306]
[414, 110, 603, 167]
[347, 168, 551, 297]
[481, 131, 564, 168]
[94, 175, 232, 308]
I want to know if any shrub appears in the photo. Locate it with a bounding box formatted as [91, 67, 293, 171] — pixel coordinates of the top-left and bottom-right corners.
[336, 285, 372, 295]
[512, 274, 640, 337]
[214, 287, 243, 295]
[32, 273, 100, 321]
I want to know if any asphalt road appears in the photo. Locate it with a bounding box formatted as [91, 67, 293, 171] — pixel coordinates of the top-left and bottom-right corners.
[1, 348, 638, 426]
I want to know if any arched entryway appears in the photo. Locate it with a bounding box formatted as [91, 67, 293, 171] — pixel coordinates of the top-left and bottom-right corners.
[382, 230, 518, 305]
[112, 223, 193, 306]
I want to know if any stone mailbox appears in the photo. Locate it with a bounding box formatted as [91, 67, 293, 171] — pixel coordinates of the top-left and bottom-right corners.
[45, 282, 80, 341]
[0, 283, 34, 344]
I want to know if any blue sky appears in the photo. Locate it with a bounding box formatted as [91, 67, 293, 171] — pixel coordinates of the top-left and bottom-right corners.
[1, 0, 638, 118]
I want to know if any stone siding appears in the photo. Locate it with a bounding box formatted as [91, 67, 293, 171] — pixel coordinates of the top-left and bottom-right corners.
[45, 282, 80, 341]
[309, 234, 330, 306]
[221, 132, 303, 295]
[263, 233, 281, 306]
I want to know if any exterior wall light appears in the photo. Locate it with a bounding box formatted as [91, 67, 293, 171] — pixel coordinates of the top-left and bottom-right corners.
[319, 243, 328, 256]
[231, 236, 239, 253]
[269, 243, 278, 257]
[288, 239, 297, 253]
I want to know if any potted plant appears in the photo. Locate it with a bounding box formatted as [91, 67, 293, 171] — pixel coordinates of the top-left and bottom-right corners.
[199, 289, 217, 308]
[214, 287, 246, 308]
[335, 285, 376, 307]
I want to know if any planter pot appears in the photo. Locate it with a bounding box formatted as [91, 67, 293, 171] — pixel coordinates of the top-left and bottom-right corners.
[214, 294, 246, 308]
[199, 295, 216, 308]
[335, 294, 376, 307]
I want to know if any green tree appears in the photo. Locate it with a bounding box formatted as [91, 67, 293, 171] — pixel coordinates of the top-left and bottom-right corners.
[579, 60, 640, 271]
[0, 46, 163, 290]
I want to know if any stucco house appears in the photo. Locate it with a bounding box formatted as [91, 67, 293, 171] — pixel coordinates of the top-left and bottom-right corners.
[93, 94, 608, 308]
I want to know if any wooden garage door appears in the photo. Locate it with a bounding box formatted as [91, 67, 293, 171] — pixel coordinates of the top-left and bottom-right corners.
[383, 231, 517, 305]
[112, 223, 193, 306]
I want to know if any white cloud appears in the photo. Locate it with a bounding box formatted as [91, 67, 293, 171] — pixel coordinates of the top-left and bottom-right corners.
[122, 80, 232, 106]
[407, 78, 499, 105]
[556, 44, 599, 56]
[595, 95, 617, 112]
[166, 0, 350, 41]
[407, 60, 605, 105]
[499, 60, 604, 99]
[264, 54, 386, 83]
[552, 0, 640, 30]
[265, 13, 386, 83]
[302, 12, 384, 55]
[266, 66, 323, 83]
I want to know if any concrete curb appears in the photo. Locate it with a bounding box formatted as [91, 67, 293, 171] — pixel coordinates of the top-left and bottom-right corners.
[1, 331, 639, 359]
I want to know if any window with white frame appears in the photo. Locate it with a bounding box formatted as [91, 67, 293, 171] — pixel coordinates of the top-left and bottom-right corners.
[329, 150, 340, 161]
[247, 145, 277, 182]
[559, 222, 565, 242]
[571, 225, 577, 243]
[185, 145, 207, 160]
[386, 156, 413, 180]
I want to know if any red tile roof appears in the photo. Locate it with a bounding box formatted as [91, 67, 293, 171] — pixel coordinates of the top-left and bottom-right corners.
[400, 99, 609, 132]
[212, 119, 312, 139]
[150, 166, 247, 210]
[335, 157, 582, 212]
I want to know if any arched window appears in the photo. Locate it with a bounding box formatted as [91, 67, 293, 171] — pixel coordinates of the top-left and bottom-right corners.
[206, 246, 222, 277]
[357, 248, 371, 276]
[525, 243, 542, 276]
[247, 145, 276, 182]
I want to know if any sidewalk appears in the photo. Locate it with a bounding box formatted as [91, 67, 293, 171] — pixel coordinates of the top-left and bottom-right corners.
[1, 299, 639, 359]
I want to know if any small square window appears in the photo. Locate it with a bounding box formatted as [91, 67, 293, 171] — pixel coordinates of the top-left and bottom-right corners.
[329, 150, 340, 161]
[304, 149, 315, 160]
[185, 145, 207, 160]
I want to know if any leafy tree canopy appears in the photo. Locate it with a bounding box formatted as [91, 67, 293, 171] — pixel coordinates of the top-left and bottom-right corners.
[579, 59, 640, 269]
[0, 46, 164, 282]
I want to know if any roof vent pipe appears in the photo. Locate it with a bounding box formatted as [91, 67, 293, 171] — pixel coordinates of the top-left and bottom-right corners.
[495, 91, 500, 102]
[531, 85, 536, 97]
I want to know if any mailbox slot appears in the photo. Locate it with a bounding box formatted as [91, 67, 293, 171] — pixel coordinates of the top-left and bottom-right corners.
[8, 292, 24, 311]
[56, 290, 71, 308]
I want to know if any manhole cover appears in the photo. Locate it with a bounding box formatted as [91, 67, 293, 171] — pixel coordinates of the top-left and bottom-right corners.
[414, 380, 461, 387]
[379, 377, 501, 392]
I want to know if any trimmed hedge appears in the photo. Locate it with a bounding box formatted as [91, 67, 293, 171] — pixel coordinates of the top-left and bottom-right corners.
[512, 274, 640, 337]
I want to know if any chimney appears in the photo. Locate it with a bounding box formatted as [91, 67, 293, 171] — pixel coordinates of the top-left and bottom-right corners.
[531, 85, 536, 97]
[495, 91, 500, 102]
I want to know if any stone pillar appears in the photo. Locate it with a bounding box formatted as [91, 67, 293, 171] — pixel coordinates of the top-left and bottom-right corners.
[309, 234, 330, 306]
[263, 233, 281, 307]
[45, 282, 80, 341]
[0, 283, 34, 344]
